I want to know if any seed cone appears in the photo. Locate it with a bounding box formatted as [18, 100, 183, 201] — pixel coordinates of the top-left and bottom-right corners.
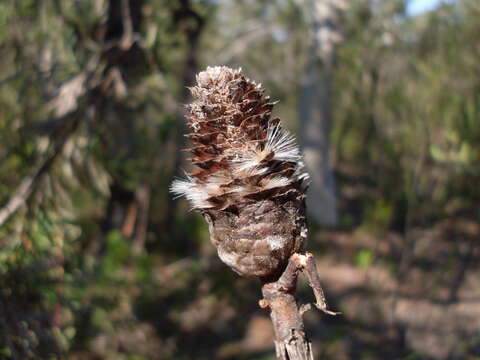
[171, 66, 309, 277]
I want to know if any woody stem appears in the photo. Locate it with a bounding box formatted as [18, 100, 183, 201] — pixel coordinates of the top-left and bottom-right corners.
[260, 255, 314, 360]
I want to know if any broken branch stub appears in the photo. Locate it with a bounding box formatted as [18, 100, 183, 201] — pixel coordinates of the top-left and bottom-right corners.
[261, 253, 339, 360]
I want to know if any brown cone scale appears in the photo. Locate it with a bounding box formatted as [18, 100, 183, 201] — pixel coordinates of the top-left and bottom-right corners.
[171, 66, 309, 277]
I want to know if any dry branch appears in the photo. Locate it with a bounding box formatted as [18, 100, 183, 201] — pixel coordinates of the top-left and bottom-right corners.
[0, 110, 82, 227]
[260, 253, 338, 360]
[0, 56, 101, 227]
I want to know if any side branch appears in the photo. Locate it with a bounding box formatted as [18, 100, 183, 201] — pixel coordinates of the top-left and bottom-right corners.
[0, 111, 82, 227]
[0, 56, 100, 228]
[303, 253, 341, 316]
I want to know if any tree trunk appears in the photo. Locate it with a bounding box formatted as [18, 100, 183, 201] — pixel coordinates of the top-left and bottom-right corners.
[299, 0, 345, 226]
[165, 0, 205, 236]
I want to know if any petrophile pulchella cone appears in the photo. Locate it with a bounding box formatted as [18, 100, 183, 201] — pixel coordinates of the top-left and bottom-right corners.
[171, 66, 309, 277]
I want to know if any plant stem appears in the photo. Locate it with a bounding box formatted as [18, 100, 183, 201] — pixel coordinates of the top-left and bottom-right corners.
[260, 253, 339, 359]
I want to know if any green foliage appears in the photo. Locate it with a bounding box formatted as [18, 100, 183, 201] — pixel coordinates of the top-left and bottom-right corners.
[334, 0, 480, 230]
[100, 230, 131, 274]
[355, 249, 375, 268]
[361, 199, 393, 233]
[1, 0, 480, 359]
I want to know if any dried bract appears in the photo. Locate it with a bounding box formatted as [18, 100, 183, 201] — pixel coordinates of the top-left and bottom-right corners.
[171, 66, 309, 277]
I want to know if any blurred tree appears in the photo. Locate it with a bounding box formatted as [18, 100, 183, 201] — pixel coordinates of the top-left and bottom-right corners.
[298, 0, 346, 226]
[0, 0, 210, 358]
[1, 0, 480, 358]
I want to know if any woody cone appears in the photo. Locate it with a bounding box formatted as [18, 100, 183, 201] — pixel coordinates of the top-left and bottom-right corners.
[171, 66, 309, 278]
[171, 66, 337, 360]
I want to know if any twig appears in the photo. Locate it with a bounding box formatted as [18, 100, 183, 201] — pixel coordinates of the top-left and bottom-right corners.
[260, 252, 339, 360]
[132, 185, 151, 254]
[0, 71, 22, 87]
[120, 0, 134, 49]
[303, 252, 341, 316]
[0, 110, 82, 227]
[0, 52, 101, 228]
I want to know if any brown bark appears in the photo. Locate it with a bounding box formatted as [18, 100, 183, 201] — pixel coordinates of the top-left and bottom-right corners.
[132, 185, 151, 254]
[260, 253, 339, 360]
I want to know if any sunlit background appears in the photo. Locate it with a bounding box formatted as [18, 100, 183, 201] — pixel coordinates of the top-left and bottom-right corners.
[407, 0, 452, 15]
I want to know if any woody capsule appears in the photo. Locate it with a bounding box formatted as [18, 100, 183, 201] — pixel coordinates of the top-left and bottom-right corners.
[171, 66, 338, 360]
[171, 66, 309, 278]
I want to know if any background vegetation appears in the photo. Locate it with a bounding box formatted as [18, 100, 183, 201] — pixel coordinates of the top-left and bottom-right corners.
[0, 0, 479, 359]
